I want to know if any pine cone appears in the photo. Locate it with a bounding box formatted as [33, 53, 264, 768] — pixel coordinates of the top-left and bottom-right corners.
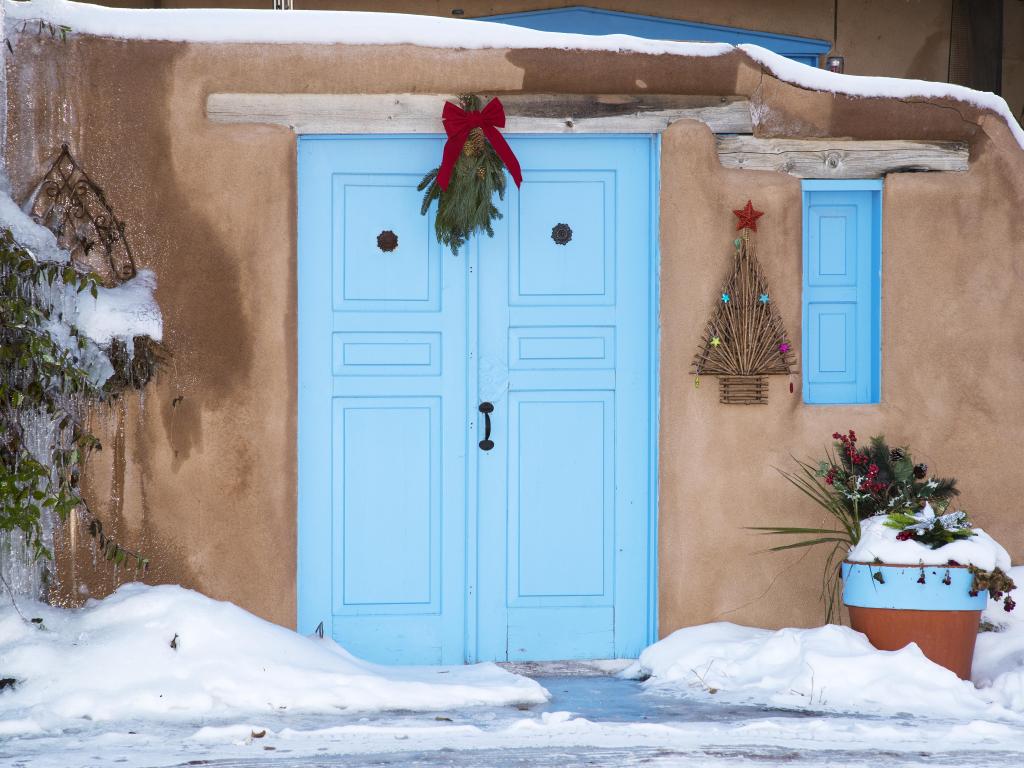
[463, 127, 486, 157]
[913, 463, 928, 479]
[889, 448, 906, 462]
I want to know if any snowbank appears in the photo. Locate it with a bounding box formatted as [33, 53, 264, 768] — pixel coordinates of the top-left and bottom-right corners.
[848, 514, 1012, 572]
[975, 567, 1024, 710]
[625, 618, 1024, 719]
[5, 0, 1023, 152]
[0, 584, 547, 733]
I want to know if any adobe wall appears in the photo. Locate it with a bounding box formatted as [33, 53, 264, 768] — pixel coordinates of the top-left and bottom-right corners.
[5, 32, 1024, 636]
[84, 0, 1024, 129]
[95, 0, 956, 81]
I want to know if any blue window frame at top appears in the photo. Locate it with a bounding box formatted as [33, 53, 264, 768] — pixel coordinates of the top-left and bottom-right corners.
[481, 7, 831, 67]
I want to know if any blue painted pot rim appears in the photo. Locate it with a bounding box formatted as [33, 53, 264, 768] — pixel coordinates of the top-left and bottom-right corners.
[841, 561, 987, 612]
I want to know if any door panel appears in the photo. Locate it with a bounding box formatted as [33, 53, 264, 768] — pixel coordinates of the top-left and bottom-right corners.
[333, 398, 439, 611]
[333, 175, 441, 311]
[512, 171, 615, 303]
[475, 136, 653, 662]
[298, 137, 467, 665]
[508, 392, 613, 601]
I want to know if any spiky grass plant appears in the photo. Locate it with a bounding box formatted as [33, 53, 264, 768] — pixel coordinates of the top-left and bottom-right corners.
[751, 430, 961, 622]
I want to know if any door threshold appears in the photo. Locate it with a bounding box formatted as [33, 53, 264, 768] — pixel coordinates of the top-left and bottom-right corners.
[497, 659, 636, 678]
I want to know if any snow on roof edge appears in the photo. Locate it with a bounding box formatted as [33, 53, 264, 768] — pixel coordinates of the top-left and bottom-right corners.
[4, 0, 732, 55]
[740, 44, 1024, 153]
[6, 0, 1023, 153]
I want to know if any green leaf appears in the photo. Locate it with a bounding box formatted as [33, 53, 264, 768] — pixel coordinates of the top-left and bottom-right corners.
[764, 537, 850, 552]
[747, 526, 845, 535]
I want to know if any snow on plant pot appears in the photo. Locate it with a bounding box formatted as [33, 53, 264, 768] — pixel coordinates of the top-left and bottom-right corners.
[844, 509, 1013, 680]
[753, 430, 1016, 680]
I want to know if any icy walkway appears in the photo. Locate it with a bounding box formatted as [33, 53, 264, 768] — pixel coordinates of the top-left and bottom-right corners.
[4, 671, 1024, 767]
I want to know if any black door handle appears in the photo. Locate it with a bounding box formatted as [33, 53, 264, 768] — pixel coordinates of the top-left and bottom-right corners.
[478, 402, 494, 451]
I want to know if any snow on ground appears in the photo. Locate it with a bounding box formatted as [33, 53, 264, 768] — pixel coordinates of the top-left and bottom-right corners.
[625, 570, 1024, 720]
[0, 583, 547, 735]
[848, 513, 1012, 572]
[625, 623, 1014, 719]
[975, 566, 1024, 710]
[2, 583, 1024, 766]
[5, 675, 1024, 768]
[6, 0, 1023, 152]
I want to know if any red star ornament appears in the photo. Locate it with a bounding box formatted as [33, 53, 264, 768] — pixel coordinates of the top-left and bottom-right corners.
[733, 200, 764, 231]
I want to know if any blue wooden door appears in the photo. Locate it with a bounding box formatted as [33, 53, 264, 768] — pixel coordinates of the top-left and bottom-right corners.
[297, 136, 468, 664]
[473, 136, 654, 662]
[298, 135, 655, 664]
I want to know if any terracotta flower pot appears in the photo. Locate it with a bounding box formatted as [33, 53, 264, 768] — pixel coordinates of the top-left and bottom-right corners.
[842, 561, 986, 680]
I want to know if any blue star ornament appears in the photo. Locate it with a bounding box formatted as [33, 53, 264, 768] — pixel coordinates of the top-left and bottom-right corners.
[721, 293, 730, 303]
[759, 293, 770, 304]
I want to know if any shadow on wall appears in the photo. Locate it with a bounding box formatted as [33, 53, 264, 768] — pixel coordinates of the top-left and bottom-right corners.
[6, 35, 256, 607]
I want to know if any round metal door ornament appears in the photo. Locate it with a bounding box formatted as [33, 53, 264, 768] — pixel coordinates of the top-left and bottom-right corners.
[551, 223, 572, 246]
[376, 230, 399, 252]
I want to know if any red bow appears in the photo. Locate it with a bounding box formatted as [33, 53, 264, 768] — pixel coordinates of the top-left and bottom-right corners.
[438, 98, 523, 191]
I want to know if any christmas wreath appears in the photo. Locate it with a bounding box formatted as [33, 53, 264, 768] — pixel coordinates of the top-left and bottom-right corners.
[418, 94, 522, 254]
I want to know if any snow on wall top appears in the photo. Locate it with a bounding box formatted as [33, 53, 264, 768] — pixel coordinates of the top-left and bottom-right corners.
[5, 0, 1024, 152]
[5, 0, 732, 54]
[740, 44, 1024, 152]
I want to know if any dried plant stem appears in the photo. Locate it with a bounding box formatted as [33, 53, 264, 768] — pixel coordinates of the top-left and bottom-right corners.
[0, 570, 29, 623]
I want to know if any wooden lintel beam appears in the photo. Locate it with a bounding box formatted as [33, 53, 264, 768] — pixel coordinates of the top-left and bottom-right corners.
[717, 136, 969, 178]
[206, 93, 753, 134]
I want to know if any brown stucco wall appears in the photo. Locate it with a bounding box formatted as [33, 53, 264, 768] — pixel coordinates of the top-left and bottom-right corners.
[5, 32, 1024, 636]
[659, 114, 1024, 630]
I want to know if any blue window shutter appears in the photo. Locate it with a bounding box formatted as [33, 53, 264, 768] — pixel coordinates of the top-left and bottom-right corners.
[801, 181, 882, 404]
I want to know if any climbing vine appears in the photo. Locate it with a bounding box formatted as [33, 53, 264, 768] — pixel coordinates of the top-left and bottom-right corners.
[0, 229, 146, 591]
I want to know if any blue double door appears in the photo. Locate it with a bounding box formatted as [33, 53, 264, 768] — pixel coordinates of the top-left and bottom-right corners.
[298, 135, 655, 664]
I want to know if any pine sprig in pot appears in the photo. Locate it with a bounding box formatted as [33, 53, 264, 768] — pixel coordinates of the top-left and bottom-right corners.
[418, 95, 509, 255]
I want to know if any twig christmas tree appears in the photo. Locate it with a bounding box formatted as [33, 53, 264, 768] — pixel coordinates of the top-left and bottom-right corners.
[692, 201, 794, 404]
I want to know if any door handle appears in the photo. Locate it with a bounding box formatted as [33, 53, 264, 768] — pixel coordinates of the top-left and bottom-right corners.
[478, 402, 494, 451]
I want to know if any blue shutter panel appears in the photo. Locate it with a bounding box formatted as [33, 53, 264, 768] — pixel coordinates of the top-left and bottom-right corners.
[802, 182, 881, 404]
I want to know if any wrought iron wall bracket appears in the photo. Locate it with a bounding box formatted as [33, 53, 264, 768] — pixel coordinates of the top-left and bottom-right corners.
[29, 144, 136, 286]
